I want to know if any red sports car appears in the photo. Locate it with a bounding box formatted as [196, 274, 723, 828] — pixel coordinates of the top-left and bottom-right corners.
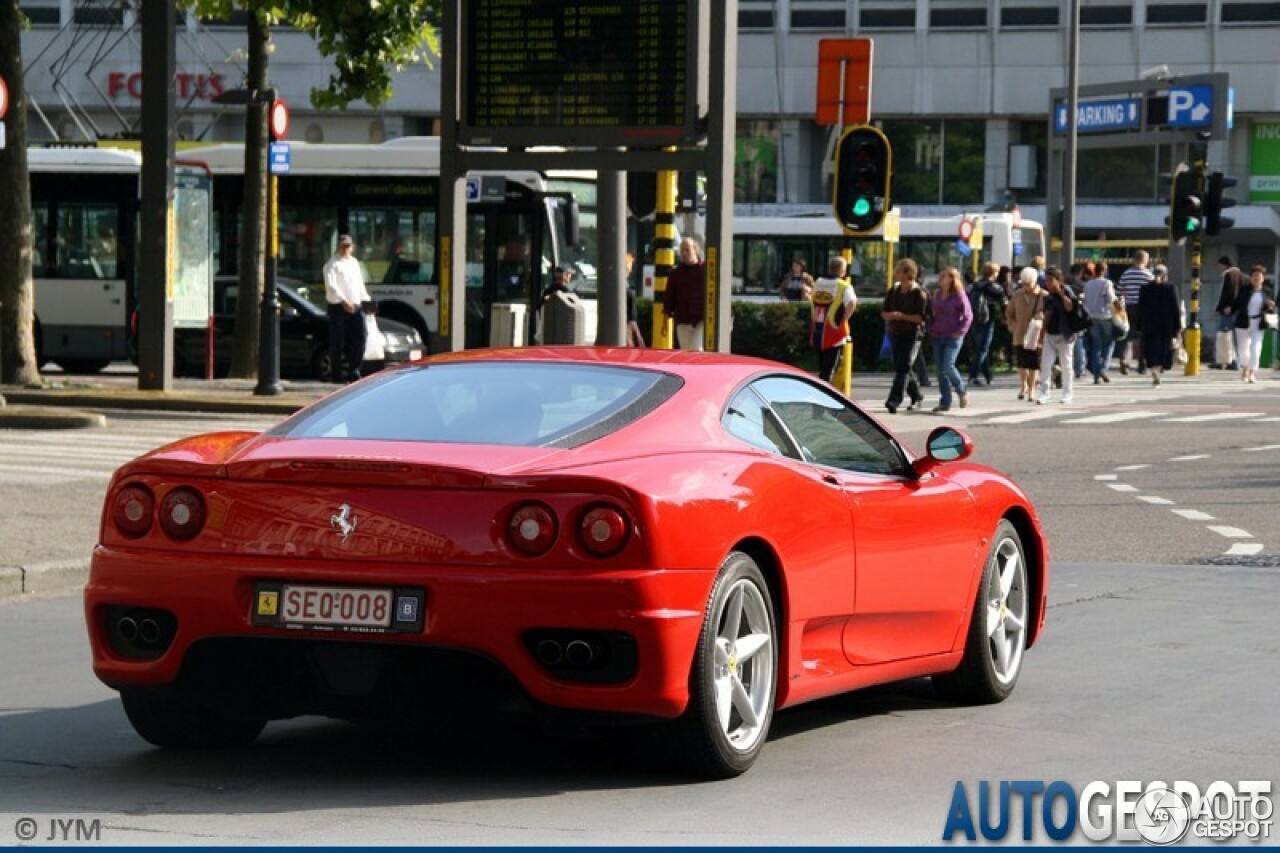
[86, 348, 1048, 777]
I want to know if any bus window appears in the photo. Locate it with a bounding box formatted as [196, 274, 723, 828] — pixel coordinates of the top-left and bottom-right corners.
[276, 204, 337, 285]
[55, 204, 119, 279]
[32, 204, 49, 277]
[354, 208, 437, 285]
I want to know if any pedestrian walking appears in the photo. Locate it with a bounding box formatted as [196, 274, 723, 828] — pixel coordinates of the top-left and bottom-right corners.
[1005, 267, 1044, 402]
[1214, 256, 1246, 370]
[1083, 260, 1122, 384]
[1231, 264, 1277, 384]
[882, 258, 929, 414]
[1137, 264, 1183, 385]
[1116, 252, 1154, 373]
[810, 256, 857, 384]
[1035, 266, 1078, 404]
[966, 261, 1006, 386]
[929, 266, 973, 412]
[663, 237, 707, 351]
[322, 234, 370, 384]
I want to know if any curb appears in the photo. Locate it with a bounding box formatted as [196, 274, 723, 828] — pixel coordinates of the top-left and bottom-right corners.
[0, 405, 107, 429]
[2, 390, 312, 416]
[0, 559, 88, 603]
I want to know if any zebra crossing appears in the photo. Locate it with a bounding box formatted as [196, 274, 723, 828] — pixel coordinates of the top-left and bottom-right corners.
[0, 414, 284, 486]
[863, 376, 1280, 428]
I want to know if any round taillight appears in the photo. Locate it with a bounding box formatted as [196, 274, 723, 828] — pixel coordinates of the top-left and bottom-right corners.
[578, 505, 630, 558]
[507, 503, 557, 556]
[112, 485, 154, 537]
[159, 488, 206, 541]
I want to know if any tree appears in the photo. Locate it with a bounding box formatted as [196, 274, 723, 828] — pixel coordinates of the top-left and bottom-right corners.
[0, 0, 41, 388]
[185, 0, 439, 378]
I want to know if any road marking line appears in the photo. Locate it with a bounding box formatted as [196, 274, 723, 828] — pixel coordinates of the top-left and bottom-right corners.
[1172, 509, 1216, 521]
[1242, 444, 1280, 453]
[1107, 484, 1139, 493]
[1095, 474, 1118, 481]
[1062, 411, 1168, 424]
[1164, 412, 1266, 423]
[0, 463, 112, 479]
[1169, 454, 1211, 461]
[1137, 496, 1175, 505]
[983, 410, 1066, 424]
[1225, 543, 1265, 556]
[1207, 525, 1253, 539]
[1115, 464, 1151, 471]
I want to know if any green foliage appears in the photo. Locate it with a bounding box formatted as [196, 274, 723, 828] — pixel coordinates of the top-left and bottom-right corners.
[180, 0, 440, 109]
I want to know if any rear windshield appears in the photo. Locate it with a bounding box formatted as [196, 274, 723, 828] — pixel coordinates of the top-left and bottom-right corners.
[272, 362, 681, 447]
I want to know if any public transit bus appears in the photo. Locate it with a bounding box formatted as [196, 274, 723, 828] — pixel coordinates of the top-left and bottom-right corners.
[28, 147, 213, 373]
[188, 137, 581, 351]
[732, 212, 1046, 301]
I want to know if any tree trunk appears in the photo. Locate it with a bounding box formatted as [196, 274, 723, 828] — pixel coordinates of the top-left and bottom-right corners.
[0, 0, 42, 388]
[229, 12, 271, 379]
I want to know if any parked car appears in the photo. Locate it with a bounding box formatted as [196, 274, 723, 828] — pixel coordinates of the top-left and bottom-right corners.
[170, 277, 423, 379]
[86, 348, 1048, 778]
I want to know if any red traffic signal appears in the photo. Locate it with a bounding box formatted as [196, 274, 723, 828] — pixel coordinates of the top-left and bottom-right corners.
[833, 125, 892, 235]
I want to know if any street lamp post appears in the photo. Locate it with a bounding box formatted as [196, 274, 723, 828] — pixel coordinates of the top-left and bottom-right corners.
[212, 86, 282, 396]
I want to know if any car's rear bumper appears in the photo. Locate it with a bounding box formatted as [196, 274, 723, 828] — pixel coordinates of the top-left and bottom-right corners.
[85, 546, 712, 719]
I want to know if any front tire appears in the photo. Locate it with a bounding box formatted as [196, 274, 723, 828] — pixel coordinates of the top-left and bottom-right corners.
[670, 551, 777, 778]
[121, 692, 266, 750]
[934, 519, 1029, 703]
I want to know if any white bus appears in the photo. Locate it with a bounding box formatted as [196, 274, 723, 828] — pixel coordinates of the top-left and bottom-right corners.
[732, 212, 1046, 301]
[28, 147, 213, 372]
[187, 137, 581, 350]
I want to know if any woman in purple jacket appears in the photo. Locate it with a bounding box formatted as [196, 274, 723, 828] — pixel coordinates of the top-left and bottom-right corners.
[929, 266, 974, 413]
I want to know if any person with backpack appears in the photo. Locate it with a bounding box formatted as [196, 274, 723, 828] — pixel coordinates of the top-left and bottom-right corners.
[1035, 266, 1083, 405]
[966, 261, 1006, 387]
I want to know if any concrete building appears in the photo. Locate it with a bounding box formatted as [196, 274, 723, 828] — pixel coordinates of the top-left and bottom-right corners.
[16, 0, 1280, 273]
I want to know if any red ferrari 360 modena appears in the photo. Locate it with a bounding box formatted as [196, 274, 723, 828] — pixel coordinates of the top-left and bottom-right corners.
[86, 348, 1048, 778]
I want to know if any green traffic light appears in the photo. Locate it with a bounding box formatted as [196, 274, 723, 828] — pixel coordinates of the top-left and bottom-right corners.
[852, 197, 871, 217]
[1186, 220, 1199, 233]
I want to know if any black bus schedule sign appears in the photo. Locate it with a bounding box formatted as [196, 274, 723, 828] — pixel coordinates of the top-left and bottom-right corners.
[459, 0, 700, 147]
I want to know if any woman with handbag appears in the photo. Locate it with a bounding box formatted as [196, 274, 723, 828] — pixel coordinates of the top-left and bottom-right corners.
[1232, 265, 1277, 384]
[1004, 267, 1045, 402]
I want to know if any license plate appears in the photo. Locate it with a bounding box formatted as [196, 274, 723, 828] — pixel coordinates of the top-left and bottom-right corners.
[279, 585, 393, 628]
[253, 583, 425, 633]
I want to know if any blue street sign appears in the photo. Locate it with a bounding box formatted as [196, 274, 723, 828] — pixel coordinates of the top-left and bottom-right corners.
[465, 177, 481, 201]
[1168, 85, 1213, 128]
[269, 142, 290, 175]
[1227, 87, 1235, 130]
[1054, 98, 1142, 134]
[955, 239, 972, 257]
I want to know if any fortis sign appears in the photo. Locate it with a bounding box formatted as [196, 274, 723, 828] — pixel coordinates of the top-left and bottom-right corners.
[107, 71, 227, 101]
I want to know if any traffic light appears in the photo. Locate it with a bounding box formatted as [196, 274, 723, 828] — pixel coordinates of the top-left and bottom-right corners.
[833, 125, 892, 234]
[1166, 166, 1203, 244]
[1204, 171, 1238, 235]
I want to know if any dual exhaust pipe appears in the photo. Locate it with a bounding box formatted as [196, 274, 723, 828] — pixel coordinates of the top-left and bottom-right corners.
[117, 616, 163, 646]
[535, 638, 596, 667]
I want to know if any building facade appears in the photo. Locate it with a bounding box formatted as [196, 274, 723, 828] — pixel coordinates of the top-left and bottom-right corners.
[16, 0, 1280, 272]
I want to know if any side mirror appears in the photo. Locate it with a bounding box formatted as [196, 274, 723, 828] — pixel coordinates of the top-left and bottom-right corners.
[912, 426, 974, 478]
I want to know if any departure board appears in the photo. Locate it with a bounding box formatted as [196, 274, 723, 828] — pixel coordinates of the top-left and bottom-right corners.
[460, 0, 699, 147]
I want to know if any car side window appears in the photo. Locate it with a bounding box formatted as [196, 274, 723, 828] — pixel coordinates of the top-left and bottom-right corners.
[723, 388, 801, 459]
[752, 377, 907, 475]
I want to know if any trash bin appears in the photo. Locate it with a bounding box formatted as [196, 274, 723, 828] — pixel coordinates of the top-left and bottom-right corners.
[489, 302, 528, 348]
[542, 291, 586, 345]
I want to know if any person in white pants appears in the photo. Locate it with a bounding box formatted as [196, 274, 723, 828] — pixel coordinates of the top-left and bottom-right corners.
[1231, 265, 1276, 384]
[1035, 267, 1077, 405]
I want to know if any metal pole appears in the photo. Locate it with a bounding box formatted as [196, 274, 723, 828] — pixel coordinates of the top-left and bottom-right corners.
[596, 169, 626, 345]
[1184, 156, 1206, 375]
[1062, 0, 1080, 270]
[651, 171, 676, 349]
[255, 92, 282, 395]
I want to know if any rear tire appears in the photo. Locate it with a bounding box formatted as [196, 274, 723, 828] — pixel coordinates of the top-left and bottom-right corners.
[668, 551, 777, 778]
[934, 519, 1028, 704]
[121, 692, 266, 750]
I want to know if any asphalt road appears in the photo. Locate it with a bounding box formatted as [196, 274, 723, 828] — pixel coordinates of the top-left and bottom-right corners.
[1, 368, 1277, 844]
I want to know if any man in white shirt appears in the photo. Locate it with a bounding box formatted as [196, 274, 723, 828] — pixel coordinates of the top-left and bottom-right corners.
[323, 234, 371, 383]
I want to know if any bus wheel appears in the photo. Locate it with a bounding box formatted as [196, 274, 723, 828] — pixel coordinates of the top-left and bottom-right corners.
[55, 359, 111, 375]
